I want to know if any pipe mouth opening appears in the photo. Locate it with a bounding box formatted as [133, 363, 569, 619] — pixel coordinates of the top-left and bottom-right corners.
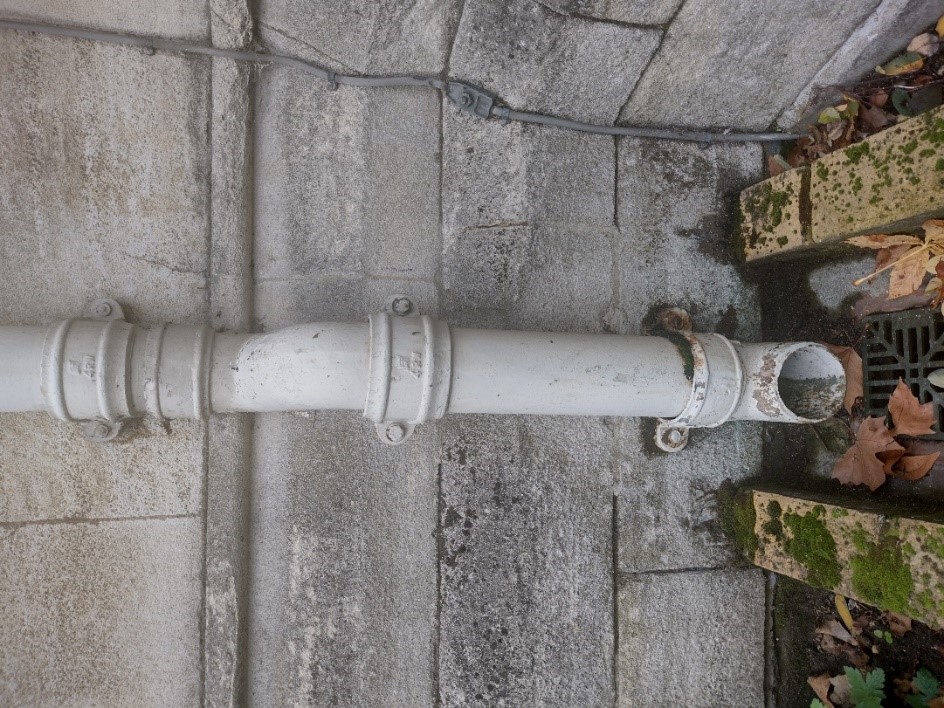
[776, 344, 845, 421]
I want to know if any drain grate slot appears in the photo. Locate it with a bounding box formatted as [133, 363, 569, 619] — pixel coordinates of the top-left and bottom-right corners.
[862, 309, 944, 439]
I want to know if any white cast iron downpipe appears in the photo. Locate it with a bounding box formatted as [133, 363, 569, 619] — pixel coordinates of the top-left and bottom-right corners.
[0, 297, 845, 450]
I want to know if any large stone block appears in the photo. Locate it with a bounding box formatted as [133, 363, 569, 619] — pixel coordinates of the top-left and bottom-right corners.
[442, 222, 615, 331]
[0, 0, 208, 39]
[0, 517, 203, 705]
[616, 138, 762, 336]
[450, 0, 660, 123]
[439, 415, 616, 707]
[246, 412, 438, 707]
[442, 107, 615, 235]
[0, 32, 211, 325]
[255, 68, 441, 282]
[620, 0, 881, 130]
[617, 569, 765, 705]
[257, 0, 461, 74]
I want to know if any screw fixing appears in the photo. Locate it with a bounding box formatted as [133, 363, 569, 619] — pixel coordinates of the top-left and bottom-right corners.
[93, 301, 113, 318]
[385, 423, 407, 443]
[391, 297, 413, 316]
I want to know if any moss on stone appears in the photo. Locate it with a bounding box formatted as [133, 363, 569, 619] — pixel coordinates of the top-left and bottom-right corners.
[783, 505, 841, 589]
[717, 482, 758, 560]
[850, 536, 914, 615]
[763, 499, 783, 538]
[845, 142, 870, 164]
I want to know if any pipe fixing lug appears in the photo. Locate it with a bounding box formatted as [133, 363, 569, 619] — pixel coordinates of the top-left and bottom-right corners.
[87, 298, 125, 322]
[82, 419, 123, 443]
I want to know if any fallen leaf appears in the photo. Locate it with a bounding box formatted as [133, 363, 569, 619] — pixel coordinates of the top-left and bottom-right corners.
[847, 234, 922, 249]
[929, 369, 944, 388]
[860, 104, 891, 131]
[808, 674, 836, 708]
[877, 446, 907, 472]
[877, 51, 925, 76]
[830, 673, 854, 704]
[818, 634, 870, 666]
[768, 154, 790, 176]
[888, 379, 935, 436]
[824, 344, 863, 414]
[836, 594, 856, 634]
[819, 106, 842, 124]
[833, 417, 903, 490]
[870, 90, 889, 108]
[908, 32, 940, 57]
[884, 611, 912, 637]
[877, 244, 915, 272]
[888, 246, 930, 298]
[817, 619, 858, 645]
[937, 14, 944, 38]
[889, 451, 940, 480]
[925, 219, 944, 242]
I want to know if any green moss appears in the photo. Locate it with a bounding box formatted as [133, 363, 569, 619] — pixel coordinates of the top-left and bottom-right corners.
[783, 506, 841, 589]
[851, 176, 863, 195]
[919, 148, 935, 158]
[850, 527, 870, 553]
[850, 537, 914, 614]
[816, 162, 829, 180]
[717, 482, 758, 560]
[901, 139, 919, 155]
[763, 500, 784, 538]
[831, 508, 849, 519]
[936, 158, 944, 172]
[845, 142, 870, 164]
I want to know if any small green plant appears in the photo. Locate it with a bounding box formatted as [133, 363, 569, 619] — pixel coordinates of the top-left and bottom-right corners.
[847, 666, 885, 708]
[873, 629, 893, 644]
[811, 700, 827, 708]
[906, 667, 941, 708]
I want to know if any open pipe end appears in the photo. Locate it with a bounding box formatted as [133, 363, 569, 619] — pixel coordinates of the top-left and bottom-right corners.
[734, 342, 845, 424]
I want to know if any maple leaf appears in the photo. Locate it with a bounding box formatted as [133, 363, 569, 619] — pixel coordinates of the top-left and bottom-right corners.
[888, 451, 939, 481]
[888, 379, 935, 436]
[833, 417, 903, 490]
[823, 344, 863, 414]
[890, 247, 931, 299]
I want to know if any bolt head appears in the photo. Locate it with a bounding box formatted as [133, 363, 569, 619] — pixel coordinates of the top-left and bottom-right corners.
[666, 429, 683, 445]
[93, 301, 113, 318]
[391, 297, 413, 316]
[385, 423, 407, 443]
[90, 421, 110, 440]
[459, 92, 473, 107]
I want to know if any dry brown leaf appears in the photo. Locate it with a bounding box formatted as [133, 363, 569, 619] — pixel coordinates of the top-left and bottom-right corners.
[889, 247, 931, 298]
[937, 14, 944, 38]
[833, 417, 903, 490]
[888, 379, 936, 436]
[924, 219, 944, 242]
[908, 32, 940, 57]
[823, 344, 863, 414]
[889, 451, 940, 480]
[876, 244, 914, 272]
[884, 611, 913, 637]
[831, 674, 853, 705]
[816, 619, 857, 645]
[808, 674, 835, 708]
[847, 234, 922, 249]
[861, 104, 891, 131]
[877, 446, 907, 472]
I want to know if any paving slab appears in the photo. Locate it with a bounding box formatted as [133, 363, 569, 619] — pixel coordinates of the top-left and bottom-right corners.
[439, 415, 616, 707]
[255, 68, 441, 283]
[617, 568, 766, 706]
[247, 411, 438, 707]
[539, 0, 683, 26]
[0, 517, 203, 705]
[0, 0, 208, 39]
[621, 0, 882, 130]
[778, 0, 944, 130]
[450, 0, 660, 123]
[257, 0, 461, 74]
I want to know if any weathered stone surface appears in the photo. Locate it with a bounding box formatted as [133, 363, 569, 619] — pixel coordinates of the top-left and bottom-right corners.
[621, 0, 881, 130]
[0, 517, 203, 704]
[0, 32, 211, 326]
[615, 138, 762, 572]
[0, 0, 208, 39]
[255, 68, 440, 282]
[247, 411, 438, 707]
[539, 0, 683, 26]
[617, 568, 766, 705]
[741, 167, 811, 262]
[735, 489, 944, 628]
[439, 415, 615, 707]
[810, 106, 944, 243]
[211, 0, 253, 49]
[257, 0, 461, 74]
[443, 223, 615, 331]
[616, 138, 763, 336]
[616, 420, 763, 573]
[443, 107, 615, 233]
[778, 0, 944, 130]
[451, 0, 660, 123]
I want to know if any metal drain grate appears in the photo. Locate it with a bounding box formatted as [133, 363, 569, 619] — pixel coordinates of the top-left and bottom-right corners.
[862, 308, 944, 439]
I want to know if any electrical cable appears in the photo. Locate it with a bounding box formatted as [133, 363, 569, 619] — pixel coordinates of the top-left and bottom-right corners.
[0, 18, 799, 144]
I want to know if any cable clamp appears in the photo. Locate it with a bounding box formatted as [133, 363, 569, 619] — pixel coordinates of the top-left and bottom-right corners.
[326, 71, 338, 91]
[496, 106, 511, 125]
[445, 81, 495, 119]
